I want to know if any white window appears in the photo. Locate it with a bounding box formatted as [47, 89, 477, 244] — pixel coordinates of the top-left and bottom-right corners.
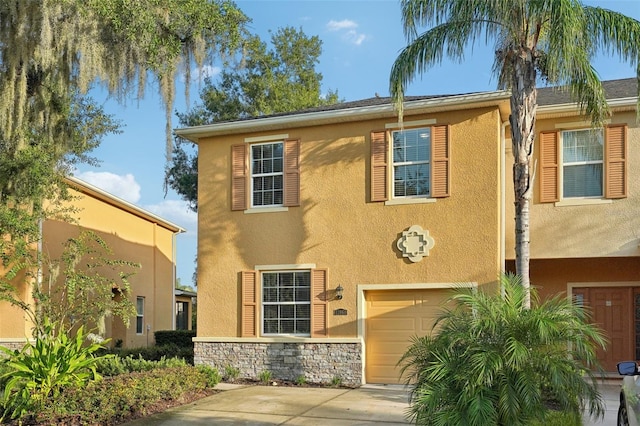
[392, 127, 430, 198]
[262, 271, 311, 336]
[562, 129, 604, 198]
[136, 296, 144, 334]
[251, 142, 284, 207]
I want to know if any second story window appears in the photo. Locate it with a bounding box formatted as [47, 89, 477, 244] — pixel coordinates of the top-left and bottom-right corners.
[392, 128, 431, 198]
[251, 142, 284, 207]
[562, 129, 604, 198]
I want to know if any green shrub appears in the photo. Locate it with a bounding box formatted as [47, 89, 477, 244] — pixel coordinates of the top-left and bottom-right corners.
[224, 365, 240, 382]
[197, 365, 221, 388]
[295, 375, 307, 386]
[107, 343, 194, 364]
[154, 330, 196, 348]
[258, 370, 272, 384]
[95, 355, 188, 376]
[0, 320, 109, 422]
[330, 376, 342, 387]
[399, 273, 606, 426]
[24, 365, 215, 425]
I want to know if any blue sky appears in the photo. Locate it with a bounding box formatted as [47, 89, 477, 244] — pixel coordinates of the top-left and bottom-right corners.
[77, 0, 640, 287]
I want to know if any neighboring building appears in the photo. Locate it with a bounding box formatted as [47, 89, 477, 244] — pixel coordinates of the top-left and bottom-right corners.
[505, 78, 640, 372]
[176, 91, 512, 385]
[175, 288, 196, 331]
[0, 176, 185, 349]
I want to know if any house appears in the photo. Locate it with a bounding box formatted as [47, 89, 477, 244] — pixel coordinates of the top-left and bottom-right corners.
[176, 91, 512, 385]
[505, 78, 640, 372]
[175, 288, 196, 331]
[0, 176, 185, 349]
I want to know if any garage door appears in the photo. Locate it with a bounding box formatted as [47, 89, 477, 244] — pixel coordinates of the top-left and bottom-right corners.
[365, 289, 450, 384]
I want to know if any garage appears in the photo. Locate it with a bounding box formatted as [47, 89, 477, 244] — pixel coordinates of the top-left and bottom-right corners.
[365, 288, 451, 384]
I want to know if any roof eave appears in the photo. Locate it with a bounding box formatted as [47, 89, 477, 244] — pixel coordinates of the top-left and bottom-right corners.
[175, 91, 511, 142]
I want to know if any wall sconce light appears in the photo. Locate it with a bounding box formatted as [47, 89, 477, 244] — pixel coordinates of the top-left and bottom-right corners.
[335, 285, 343, 300]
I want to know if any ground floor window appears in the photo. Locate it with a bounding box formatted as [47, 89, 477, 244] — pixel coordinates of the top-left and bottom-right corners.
[136, 296, 145, 334]
[262, 271, 311, 336]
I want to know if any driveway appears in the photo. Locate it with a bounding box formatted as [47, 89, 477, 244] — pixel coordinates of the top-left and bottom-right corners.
[124, 380, 620, 425]
[124, 383, 411, 425]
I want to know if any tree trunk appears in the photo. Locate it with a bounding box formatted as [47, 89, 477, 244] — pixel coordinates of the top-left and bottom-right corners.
[509, 52, 537, 308]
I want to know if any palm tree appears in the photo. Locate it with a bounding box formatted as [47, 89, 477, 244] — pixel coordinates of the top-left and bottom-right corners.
[390, 0, 640, 306]
[398, 274, 607, 425]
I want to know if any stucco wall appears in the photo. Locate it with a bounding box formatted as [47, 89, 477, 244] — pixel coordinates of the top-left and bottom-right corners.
[40, 188, 177, 347]
[197, 107, 504, 338]
[505, 110, 640, 260]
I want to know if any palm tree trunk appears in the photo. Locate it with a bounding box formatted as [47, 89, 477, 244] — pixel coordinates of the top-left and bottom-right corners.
[509, 53, 537, 309]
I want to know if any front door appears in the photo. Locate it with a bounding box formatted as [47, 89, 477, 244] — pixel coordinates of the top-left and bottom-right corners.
[574, 287, 634, 371]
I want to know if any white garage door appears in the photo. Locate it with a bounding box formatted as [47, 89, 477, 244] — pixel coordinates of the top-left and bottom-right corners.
[365, 289, 450, 384]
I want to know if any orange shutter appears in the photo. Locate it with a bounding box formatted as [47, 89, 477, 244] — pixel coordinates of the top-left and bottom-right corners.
[605, 124, 627, 199]
[311, 268, 328, 337]
[241, 271, 258, 337]
[431, 125, 450, 198]
[371, 130, 388, 202]
[283, 138, 301, 206]
[539, 131, 559, 203]
[231, 144, 247, 210]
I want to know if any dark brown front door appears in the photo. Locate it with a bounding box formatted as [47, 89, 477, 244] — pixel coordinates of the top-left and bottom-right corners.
[574, 287, 634, 372]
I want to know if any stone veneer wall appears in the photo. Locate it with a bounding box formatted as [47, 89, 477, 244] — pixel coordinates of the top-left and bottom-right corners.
[0, 340, 28, 357]
[195, 341, 362, 386]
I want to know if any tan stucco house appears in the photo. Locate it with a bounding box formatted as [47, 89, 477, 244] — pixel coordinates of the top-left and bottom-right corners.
[177, 91, 512, 385]
[177, 77, 638, 384]
[0, 176, 185, 349]
[505, 78, 640, 372]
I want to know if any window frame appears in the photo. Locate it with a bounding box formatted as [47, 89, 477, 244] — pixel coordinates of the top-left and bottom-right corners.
[391, 127, 431, 199]
[261, 270, 312, 337]
[250, 141, 285, 208]
[136, 296, 144, 335]
[560, 128, 604, 199]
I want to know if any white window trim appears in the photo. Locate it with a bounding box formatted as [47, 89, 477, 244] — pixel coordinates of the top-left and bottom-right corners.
[245, 206, 289, 214]
[559, 128, 605, 201]
[250, 141, 285, 209]
[260, 269, 312, 337]
[391, 126, 432, 200]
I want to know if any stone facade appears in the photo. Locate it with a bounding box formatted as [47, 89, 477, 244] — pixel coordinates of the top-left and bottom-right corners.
[0, 340, 28, 356]
[195, 341, 362, 386]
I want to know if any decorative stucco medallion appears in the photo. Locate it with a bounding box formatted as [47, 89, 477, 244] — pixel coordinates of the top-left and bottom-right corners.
[396, 225, 435, 262]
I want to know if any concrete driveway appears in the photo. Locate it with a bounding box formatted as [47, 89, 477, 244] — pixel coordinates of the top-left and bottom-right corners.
[124, 383, 411, 425]
[124, 380, 620, 425]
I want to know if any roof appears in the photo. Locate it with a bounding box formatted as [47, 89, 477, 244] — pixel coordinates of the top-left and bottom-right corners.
[65, 176, 186, 234]
[175, 90, 511, 141]
[175, 78, 638, 141]
[537, 77, 638, 106]
[175, 288, 197, 297]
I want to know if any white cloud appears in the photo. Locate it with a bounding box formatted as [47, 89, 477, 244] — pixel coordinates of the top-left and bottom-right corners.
[326, 19, 367, 46]
[327, 19, 358, 31]
[76, 171, 141, 204]
[180, 65, 221, 83]
[144, 199, 197, 233]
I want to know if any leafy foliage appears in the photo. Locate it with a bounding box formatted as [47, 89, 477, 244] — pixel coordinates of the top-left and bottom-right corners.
[95, 355, 188, 377]
[0, 0, 248, 314]
[165, 26, 340, 212]
[103, 343, 194, 365]
[12, 365, 220, 425]
[398, 274, 606, 426]
[0, 319, 109, 422]
[154, 329, 196, 348]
